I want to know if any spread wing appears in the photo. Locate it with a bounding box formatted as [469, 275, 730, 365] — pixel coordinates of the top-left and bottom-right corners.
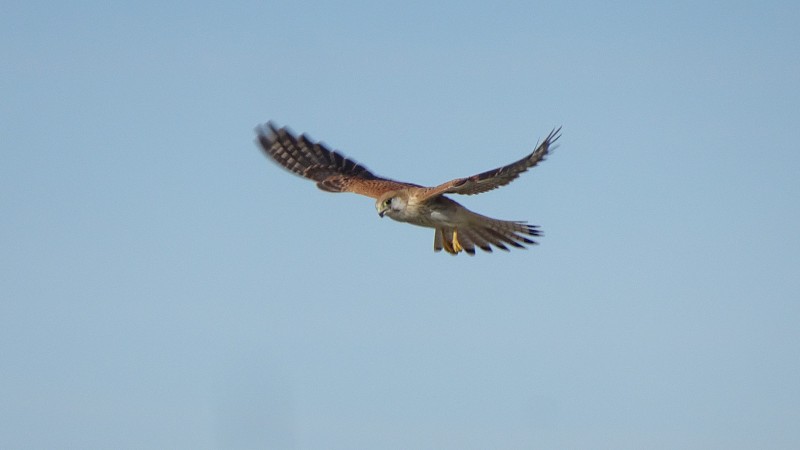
[256, 122, 418, 199]
[420, 127, 561, 200]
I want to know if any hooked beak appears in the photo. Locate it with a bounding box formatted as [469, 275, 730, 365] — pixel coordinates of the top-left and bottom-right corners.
[378, 209, 386, 218]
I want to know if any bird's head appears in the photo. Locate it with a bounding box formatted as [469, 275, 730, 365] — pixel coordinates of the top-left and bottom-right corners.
[376, 191, 407, 218]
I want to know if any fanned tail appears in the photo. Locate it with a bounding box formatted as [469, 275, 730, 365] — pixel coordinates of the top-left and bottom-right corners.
[433, 219, 541, 255]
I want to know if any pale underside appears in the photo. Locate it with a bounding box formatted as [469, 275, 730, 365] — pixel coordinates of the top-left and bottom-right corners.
[256, 122, 560, 255]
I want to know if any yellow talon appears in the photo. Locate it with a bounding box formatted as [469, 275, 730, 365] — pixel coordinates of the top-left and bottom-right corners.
[452, 228, 463, 253]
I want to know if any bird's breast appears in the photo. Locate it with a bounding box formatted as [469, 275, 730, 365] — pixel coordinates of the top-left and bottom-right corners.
[398, 197, 462, 228]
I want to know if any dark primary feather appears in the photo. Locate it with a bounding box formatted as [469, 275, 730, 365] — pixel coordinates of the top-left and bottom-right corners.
[422, 127, 561, 199]
[256, 122, 376, 182]
[255, 122, 417, 197]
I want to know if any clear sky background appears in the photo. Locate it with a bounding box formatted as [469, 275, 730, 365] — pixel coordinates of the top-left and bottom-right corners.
[2, 1, 799, 449]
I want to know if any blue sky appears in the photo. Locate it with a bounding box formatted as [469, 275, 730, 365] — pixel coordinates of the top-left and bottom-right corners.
[2, 1, 799, 449]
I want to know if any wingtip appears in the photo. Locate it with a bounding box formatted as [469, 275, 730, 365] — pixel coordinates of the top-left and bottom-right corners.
[539, 126, 562, 147]
[254, 121, 279, 140]
[256, 121, 294, 138]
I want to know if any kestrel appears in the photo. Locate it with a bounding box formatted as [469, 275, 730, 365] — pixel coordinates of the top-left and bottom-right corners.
[256, 122, 561, 255]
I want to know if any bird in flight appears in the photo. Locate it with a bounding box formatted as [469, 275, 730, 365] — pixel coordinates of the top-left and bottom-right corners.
[256, 122, 561, 255]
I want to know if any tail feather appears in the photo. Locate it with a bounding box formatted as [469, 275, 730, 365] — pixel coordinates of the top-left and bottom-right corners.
[431, 215, 542, 255]
[486, 227, 526, 248]
[434, 228, 444, 252]
[464, 228, 493, 253]
[455, 229, 479, 255]
[472, 227, 506, 252]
